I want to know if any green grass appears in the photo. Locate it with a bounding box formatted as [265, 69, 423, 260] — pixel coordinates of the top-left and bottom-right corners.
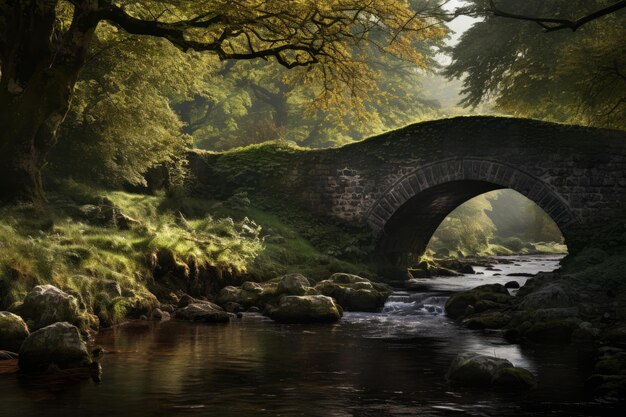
[0, 179, 374, 326]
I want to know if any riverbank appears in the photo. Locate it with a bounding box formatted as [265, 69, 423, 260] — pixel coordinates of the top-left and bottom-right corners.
[0, 180, 373, 330]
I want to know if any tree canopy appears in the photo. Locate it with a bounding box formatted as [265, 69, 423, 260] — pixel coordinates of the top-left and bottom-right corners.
[47, 1, 448, 185]
[445, 0, 626, 130]
[0, 0, 446, 204]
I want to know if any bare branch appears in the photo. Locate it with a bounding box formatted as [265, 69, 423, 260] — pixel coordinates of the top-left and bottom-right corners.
[488, 0, 626, 32]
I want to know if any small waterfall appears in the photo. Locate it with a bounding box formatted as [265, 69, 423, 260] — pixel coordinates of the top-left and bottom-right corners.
[381, 292, 448, 316]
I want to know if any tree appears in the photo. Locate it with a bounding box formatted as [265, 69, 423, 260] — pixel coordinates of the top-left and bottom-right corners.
[181, 48, 442, 150]
[51, 23, 201, 186]
[444, 0, 626, 130]
[178, 1, 447, 150]
[0, 0, 444, 207]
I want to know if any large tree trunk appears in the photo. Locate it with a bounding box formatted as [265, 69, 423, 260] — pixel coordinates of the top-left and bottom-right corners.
[0, 0, 98, 207]
[0, 75, 70, 206]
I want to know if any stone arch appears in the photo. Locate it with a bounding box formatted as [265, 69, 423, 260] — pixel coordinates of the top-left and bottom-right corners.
[366, 159, 578, 266]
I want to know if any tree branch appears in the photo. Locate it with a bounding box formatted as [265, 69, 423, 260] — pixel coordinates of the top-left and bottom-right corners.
[99, 4, 322, 68]
[488, 0, 626, 32]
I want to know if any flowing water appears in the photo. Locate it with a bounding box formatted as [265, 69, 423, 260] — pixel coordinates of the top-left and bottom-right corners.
[0, 255, 621, 416]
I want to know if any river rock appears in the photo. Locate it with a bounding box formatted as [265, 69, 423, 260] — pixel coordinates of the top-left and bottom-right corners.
[15, 285, 90, 331]
[491, 367, 537, 390]
[277, 274, 311, 296]
[18, 322, 91, 372]
[240, 281, 265, 304]
[216, 286, 242, 305]
[521, 318, 581, 343]
[517, 281, 577, 310]
[445, 284, 512, 320]
[269, 295, 342, 323]
[315, 273, 391, 312]
[446, 352, 536, 389]
[177, 294, 211, 308]
[223, 302, 245, 313]
[150, 308, 170, 321]
[462, 312, 512, 330]
[175, 303, 230, 323]
[505, 281, 520, 289]
[447, 353, 513, 386]
[0, 311, 29, 352]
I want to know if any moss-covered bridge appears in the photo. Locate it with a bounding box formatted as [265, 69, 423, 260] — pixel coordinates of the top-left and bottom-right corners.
[187, 116, 626, 270]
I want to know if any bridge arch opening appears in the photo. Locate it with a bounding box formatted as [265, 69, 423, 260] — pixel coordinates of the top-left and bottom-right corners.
[367, 159, 576, 269]
[423, 189, 566, 260]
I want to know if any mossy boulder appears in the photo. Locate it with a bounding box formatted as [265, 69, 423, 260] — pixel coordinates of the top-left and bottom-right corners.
[517, 282, 578, 310]
[314, 273, 391, 312]
[462, 312, 512, 330]
[269, 295, 342, 323]
[491, 367, 537, 390]
[0, 311, 29, 352]
[14, 285, 92, 332]
[522, 318, 581, 343]
[445, 284, 512, 320]
[446, 353, 513, 386]
[216, 286, 242, 305]
[175, 302, 231, 323]
[240, 281, 265, 304]
[18, 322, 91, 373]
[473, 300, 508, 314]
[277, 274, 311, 296]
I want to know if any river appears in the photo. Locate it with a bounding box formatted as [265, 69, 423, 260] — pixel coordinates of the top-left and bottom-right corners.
[0, 255, 620, 416]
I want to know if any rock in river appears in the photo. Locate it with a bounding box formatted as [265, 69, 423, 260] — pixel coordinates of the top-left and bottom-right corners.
[444, 284, 512, 320]
[18, 322, 91, 372]
[14, 285, 91, 331]
[315, 273, 391, 312]
[175, 302, 230, 323]
[0, 311, 29, 352]
[277, 274, 311, 296]
[269, 295, 342, 324]
[447, 353, 536, 390]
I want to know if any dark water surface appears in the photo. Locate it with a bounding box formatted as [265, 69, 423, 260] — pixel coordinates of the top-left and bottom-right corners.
[1, 255, 621, 416]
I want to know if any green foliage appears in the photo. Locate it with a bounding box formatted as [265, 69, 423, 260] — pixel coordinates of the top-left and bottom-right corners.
[185, 41, 444, 151]
[51, 23, 206, 186]
[50, 1, 448, 174]
[445, 0, 626, 130]
[427, 189, 566, 257]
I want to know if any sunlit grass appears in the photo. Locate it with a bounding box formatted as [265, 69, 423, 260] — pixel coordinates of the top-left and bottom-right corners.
[0, 179, 371, 325]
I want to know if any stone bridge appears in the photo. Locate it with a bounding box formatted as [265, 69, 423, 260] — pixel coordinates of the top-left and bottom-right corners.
[187, 116, 626, 269]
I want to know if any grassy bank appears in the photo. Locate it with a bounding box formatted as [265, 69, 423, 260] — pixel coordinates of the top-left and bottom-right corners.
[0, 180, 373, 327]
